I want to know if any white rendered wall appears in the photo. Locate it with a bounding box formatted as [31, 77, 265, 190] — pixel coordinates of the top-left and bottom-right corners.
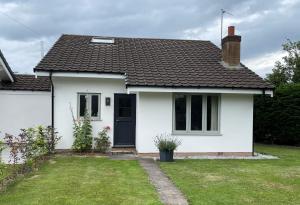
[136, 92, 253, 153]
[0, 91, 51, 163]
[0, 91, 51, 136]
[53, 77, 126, 149]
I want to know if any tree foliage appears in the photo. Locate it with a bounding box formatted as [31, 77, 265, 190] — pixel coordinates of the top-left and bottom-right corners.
[266, 40, 300, 87]
[255, 40, 300, 145]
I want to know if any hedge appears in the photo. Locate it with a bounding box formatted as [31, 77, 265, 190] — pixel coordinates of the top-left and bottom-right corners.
[254, 83, 300, 146]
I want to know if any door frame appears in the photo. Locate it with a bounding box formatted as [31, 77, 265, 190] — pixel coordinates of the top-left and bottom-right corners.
[113, 93, 136, 147]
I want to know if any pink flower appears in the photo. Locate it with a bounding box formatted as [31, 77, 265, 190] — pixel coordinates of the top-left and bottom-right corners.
[105, 126, 111, 131]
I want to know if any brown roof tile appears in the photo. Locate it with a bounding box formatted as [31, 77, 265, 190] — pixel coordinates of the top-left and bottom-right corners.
[0, 75, 50, 91]
[34, 34, 273, 89]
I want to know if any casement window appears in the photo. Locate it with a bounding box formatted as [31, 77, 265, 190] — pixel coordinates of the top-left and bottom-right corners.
[173, 94, 220, 134]
[78, 93, 101, 120]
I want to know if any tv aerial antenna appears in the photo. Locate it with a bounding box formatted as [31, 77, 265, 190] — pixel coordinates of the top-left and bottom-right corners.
[220, 9, 233, 46]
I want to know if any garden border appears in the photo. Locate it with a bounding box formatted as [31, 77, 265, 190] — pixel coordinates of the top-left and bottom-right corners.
[0, 154, 51, 192]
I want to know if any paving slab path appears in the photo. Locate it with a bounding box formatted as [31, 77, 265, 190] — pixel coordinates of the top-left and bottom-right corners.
[139, 158, 189, 205]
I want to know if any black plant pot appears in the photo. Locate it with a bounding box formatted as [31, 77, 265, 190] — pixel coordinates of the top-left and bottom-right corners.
[159, 150, 174, 162]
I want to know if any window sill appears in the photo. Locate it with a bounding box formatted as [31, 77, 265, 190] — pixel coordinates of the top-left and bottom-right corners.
[78, 118, 102, 122]
[91, 119, 102, 122]
[172, 131, 222, 136]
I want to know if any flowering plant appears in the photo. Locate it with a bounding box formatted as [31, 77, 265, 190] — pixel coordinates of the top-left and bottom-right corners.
[94, 126, 111, 153]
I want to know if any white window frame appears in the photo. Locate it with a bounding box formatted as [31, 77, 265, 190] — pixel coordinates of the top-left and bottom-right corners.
[77, 93, 101, 121]
[172, 93, 221, 135]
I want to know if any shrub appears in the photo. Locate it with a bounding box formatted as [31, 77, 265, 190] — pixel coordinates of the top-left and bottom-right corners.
[254, 83, 300, 145]
[0, 140, 6, 175]
[36, 126, 60, 154]
[154, 133, 181, 152]
[94, 126, 111, 153]
[0, 140, 5, 153]
[72, 110, 93, 152]
[19, 126, 61, 160]
[3, 126, 60, 165]
[4, 133, 21, 165]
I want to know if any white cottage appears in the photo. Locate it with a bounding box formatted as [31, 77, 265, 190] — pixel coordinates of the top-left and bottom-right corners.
[3, 26, 274, 157]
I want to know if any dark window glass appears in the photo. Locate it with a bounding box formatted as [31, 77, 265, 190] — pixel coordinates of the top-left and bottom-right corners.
[191, 95, 203, 130]
[119, 97, 131, 117]
[91, 95, 99, 117]
[79, 95, 87, 117]
[207, 96, 218, 131]
[207, 96, 212, 130]
[175, 95, 186, 130]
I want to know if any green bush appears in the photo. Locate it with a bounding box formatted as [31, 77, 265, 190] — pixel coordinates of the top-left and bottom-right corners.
[94, 126, 111, 153]
[154, 134, 181, 152]
[19, 126, 61, 160]
[0, 140, 6, 175]
[72, 111, 93, 152]
[254, 83, 300, 145]
[0, 140, 5, 153]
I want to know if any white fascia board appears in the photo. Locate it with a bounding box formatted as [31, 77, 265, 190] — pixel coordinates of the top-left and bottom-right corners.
[35, 71, 125, 79]
[35, 71, 50, 77]
[0, 57, 14, 82]
[127, 86, 274, 96]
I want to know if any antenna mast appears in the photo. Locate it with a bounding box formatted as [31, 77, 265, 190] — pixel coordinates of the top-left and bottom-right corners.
[220, 9, 233, 47]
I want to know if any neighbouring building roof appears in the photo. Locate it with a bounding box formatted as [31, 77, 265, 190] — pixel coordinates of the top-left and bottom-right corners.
[0, 49, 16, 82]
[0, 74, 51, 91]
[34, 34, 273, 89]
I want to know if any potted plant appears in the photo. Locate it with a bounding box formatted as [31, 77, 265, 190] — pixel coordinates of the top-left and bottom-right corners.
[154, 134, 181, 162]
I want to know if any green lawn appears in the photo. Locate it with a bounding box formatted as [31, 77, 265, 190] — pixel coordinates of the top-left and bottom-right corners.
[0, 156, 161, 205]
[160, 144, 300, 205]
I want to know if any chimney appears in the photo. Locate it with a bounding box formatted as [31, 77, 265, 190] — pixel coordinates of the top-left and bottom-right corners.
[222, 26, 241, 67]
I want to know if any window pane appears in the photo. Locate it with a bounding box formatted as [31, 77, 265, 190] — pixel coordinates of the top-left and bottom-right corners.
[191, 95, 203, 130]
[79, 95, 87, 117]
[91, 95, 99, 117]
[119, 96, 131, 117]
[175, 95, 186, 130]
[207, 96, 218, 131]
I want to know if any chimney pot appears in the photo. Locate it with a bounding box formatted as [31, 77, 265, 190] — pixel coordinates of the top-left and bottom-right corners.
[228, 26, 235, 36]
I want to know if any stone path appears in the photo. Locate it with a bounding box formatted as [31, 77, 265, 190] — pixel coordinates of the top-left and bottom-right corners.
[139, 158, 188, 205]
[109, 154, 137, 160]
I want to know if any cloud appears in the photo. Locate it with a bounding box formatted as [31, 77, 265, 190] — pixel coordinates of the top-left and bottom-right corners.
[0, 0, 299, 76]
[243, 50, 285, 77]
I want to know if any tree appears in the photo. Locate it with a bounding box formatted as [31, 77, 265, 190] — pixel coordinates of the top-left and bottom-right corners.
[266, 40, 300, 87]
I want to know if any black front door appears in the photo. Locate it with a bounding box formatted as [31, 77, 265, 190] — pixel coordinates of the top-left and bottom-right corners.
[114, 94, 136, 147]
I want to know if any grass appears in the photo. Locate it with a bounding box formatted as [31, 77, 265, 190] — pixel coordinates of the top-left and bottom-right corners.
[160, 144, 300, 205]
[0, 156, 161, 205]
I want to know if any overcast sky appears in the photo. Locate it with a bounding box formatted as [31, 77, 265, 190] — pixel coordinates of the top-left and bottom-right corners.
[0, 0, 299, 77]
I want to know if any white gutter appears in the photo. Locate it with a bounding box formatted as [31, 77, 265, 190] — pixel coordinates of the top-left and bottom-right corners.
[35, 71, 125, 79]
[127, 86, 273, 96]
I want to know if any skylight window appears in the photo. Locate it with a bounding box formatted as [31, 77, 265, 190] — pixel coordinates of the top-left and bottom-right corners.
[91, 37, 114, 44]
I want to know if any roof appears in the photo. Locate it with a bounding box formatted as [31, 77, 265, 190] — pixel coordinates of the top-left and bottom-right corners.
[0, 74, 51, 91]
[0, 49, 16, 82]
[34, 34, 273, 89]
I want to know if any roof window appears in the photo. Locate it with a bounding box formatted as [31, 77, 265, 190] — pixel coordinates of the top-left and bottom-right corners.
[91, 37, 114, 44]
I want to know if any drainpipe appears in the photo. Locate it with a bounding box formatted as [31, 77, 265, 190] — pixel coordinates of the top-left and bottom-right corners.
[50, 71, 55, 151]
